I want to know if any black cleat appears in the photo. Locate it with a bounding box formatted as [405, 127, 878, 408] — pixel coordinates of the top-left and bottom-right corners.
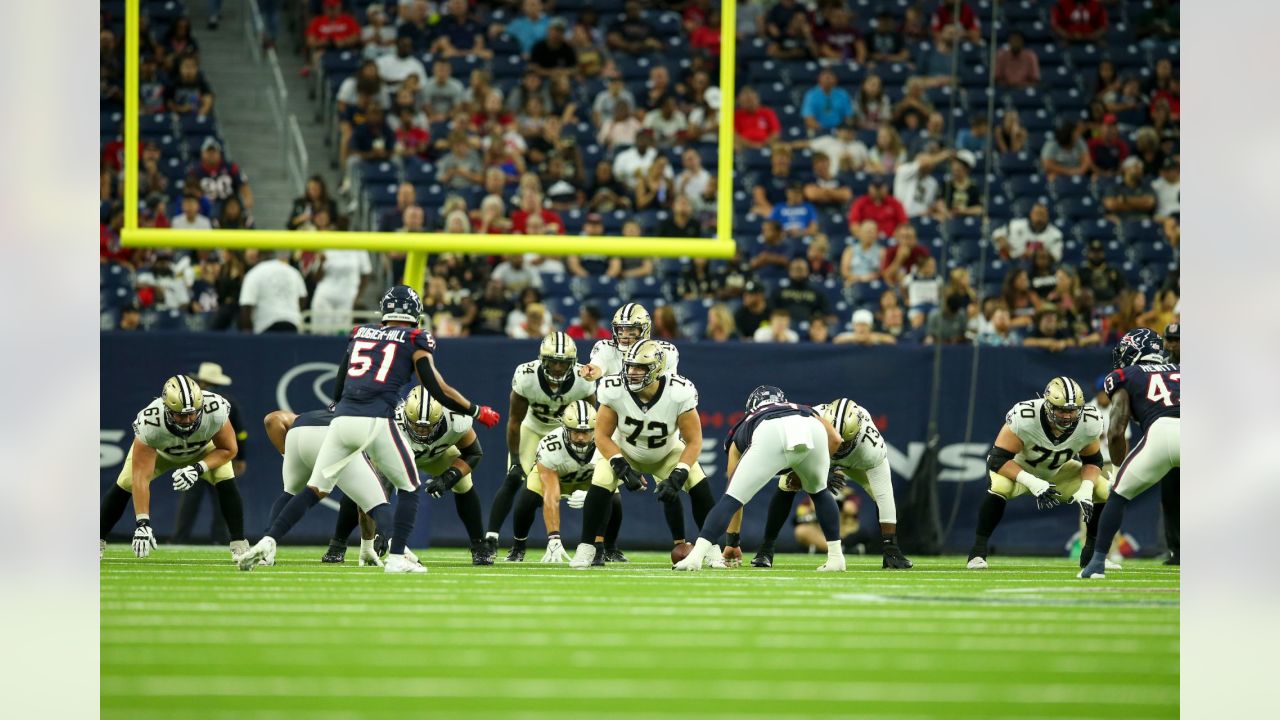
[373, 533, 389, 559]
[592, 548, 606, 566]
[506, 546, 526, 562]
[1163, 551, 1179, 566]
[321, 546, 346, 563]
[882, 543, 914, 569]
[603, 548, 629, 563]
[480, 536, 498, 564]
[751, 551, 773, 568]
[471, 540, 494, 566]
[1079, 544, 1095, 569]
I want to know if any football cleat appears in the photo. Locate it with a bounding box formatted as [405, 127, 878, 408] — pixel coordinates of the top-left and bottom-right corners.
[99, 539, 106, 560]
[373, 533, 389, 558]
[471, 540, 494, 566]
[705, 544, 728, 569]
[751, 551, 773, 568]
[236, 537, 276, 571]
[603, 548, 629, 563]
[1077, 557, 1106, 579]
[592, 546, 606, 566]
[882, 543, 913, 569]
[480, 536, 498, 564]
[967, 556, 988, 569]
[1163, 552, 1179, 566]
[384, 553, 427, 573]
[506, 546, 527, 562]
[321, 546, 346, 563]
[817, 555, 847, 572]
[404, 547, 419, 565]
[230, 539, 250, 560]
[1105, 558, 1122, 571]
[568, 543, 596, 569]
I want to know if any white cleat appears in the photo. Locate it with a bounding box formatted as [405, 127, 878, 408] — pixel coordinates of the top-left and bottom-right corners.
[967, 557, 988, 569]
[817, 555, 847, 572]
[384, 553, 427, 573]
[1104, 558, 1122, 571]
[229, 539, 250, 561]
[704, 544, 727, 569]
[404, 547, 420, 565]
[569, 543, 596, 569]
[236, 537, 276, 571]
[99, 539, 106, 560]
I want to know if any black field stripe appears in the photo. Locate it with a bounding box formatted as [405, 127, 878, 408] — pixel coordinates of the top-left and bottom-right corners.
[834, 398, 849, 437]
[176, 375, 193, 409]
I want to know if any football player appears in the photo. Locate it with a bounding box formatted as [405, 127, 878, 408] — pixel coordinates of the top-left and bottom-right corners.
[1080, 329, 1180, 578]
[968, 376, 1113, 570]
[505, 401, 609, 562]
[676, 386, 846, 572]
[237, 285, 499, 573]
[484, 332, 598, 562]
[1159, 321, 1180, 565]
[569, 340, 717, 568]
[100, 375, 247, 559]
[577, 304, 680, 381]
[748, 398, 912, 569]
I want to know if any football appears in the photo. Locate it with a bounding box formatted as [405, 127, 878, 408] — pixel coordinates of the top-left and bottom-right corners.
[671, 542, 694, 565]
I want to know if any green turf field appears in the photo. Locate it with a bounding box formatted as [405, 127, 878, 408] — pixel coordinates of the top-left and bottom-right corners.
[101, 546, 1178, 719]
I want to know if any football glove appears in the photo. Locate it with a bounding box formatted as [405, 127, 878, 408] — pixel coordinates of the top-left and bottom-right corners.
[505, 463, 526, 485]
[656, 467, 689, 503]
[541, 533, 571, 563]
[827, 469, 847, 495]
[425, 467, 463, 498]
[1033, 485, 1061, 511]
[1070, 486, 1095, 523]
[611, 456, 645, 492]
[171, 464, 202, 492]
[474, 406, 501, 428]
[566, 489, 588, 509]
[132, 518, 157, 558]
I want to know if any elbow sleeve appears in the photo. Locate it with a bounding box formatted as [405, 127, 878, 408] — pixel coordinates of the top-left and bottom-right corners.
[332, 356, 348, 404]
[416, 356, 473, 415]
[987, 446, 1016, 474]
[458, 438, 484, 472]
[1079, 450, 1104, 469]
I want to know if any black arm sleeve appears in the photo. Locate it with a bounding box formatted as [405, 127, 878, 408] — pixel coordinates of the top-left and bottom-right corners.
[1079, 450, 1104, 469]
[332, 353, 350, 405]
[415, 355, 475, 416]
[458, 436, 484, 472]
[986, 445, 1017, 473]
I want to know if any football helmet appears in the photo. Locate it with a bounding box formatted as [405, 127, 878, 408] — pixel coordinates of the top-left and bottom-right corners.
[380, 284, 423, 325]
[561, 400, 597, 458]
[612, 303, 652, 351]
[161, 375, 204, 436]
[539, 331, 577, 384]
[822, 398, 862, 455]
[1163, 322, 1180, 363]
[622, 339, 665, 392]
[1112, 327, 1166, 370]
[1042, 376, 1085, 434]
[401, 385, 446, 443]
[745, 385, 786, 413]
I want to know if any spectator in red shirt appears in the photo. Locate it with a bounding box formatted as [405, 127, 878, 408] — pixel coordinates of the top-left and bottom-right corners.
[100, 203, 133, 267]
[689, 8, 721, 56]
[993, 31, 1040, 89]
[880, 224, 931, 286]
[931, 1, 981, 45]
[510, 190, 564, 234]
[306, 0, 361, 74]
[1086, 114, 1129, 177]
[1051, 0, 1108, 44]
[733, 87, 781, 149]
[565, 303, 612, 340]
[847, 176, 908, 239]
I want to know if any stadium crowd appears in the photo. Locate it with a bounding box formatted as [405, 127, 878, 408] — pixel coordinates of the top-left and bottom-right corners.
[100, 0, 1179, 345]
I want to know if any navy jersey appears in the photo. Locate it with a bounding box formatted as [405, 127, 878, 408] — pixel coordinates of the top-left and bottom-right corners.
[1103, 363, 1180, 434]
[293, 408, 335, 429]
[725, 402, 818, 454]
[335, 324, 436, 418]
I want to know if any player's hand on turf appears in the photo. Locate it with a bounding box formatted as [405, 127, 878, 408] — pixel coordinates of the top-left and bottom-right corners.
[132, 518, 157, 558]
[171, 464, 201, 491]
[723, 545, 743, 567]
[612, 456, 645, 492]
[425, 467, 463, 498]
[1033, 485, 1060, 511]
[505, 463, 526, 485]
[474, 406, 501, 428]
[541, 533, 571, 562]
[656, 467, 688, 502]
[826, 469, 846, 495]
[1070, 488, 1094, 523]
[566, 489, 588, 509]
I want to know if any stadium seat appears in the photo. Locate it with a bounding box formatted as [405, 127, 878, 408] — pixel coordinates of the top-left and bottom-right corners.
[999, 152, 1037, 177]
[492, 54, 525, 79]
[1067, 44, 1101, 70]
[625, 276, 665, 302]
[1004, 87, 1044, 112]
[140, 113, 174, 135]
[1056, 197, 1098, 223]
[364, 182, 401, 210]
[1076, 218, 1119, 244]
[1121, 219, 1164, 245]
[948, 216, 983, 242]
[359, 161, 400, 185]
[403, 160, 434, 185]
[1050, 175, 1092, 201]
[1044, 65, 1078, 90]
[675, 298, 710, 324]
[1007, 174, 1047, 200]
[321, 50, 362, 79]
[576, 275, 618, 301]
[541, 274, 573, 299]
[1110, 44, 1147, 72]
[739, 37, 769, 62]
[1003, 0, 1042, 23]
[1132, 240, 1174, 266]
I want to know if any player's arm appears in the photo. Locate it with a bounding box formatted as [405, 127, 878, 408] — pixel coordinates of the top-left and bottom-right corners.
[987, 424, 1054, 499]
[539, 464, 562, 532]
[413, 349, 498, 425]
[817, 414, 842, 456]
[263, 410, 298, 455]
[595, 404, 622, 460]
[427, 430, 482, 497]
[1107, 389, 1131, 463]
[725, 442, 742, 480]
[676, 409, 702, 468]
[331, 351, 350, 404]
[129, 438, 159, 517]
[506, 390, 528, 462]
[1070, 438, 1105, 520]
[201, 420, 239, 471]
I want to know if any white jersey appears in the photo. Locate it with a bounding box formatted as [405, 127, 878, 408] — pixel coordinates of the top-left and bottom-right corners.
[589, 339, 681, 378]
[511, 360, 596, 435]
[133, 392, 231, 463]
[533, 427, 600, 486]
[814, 402, 887, 472]
[597, 373, 699, 465]
[397, 406, 474, 468]
[1005, 398, 1104, 480]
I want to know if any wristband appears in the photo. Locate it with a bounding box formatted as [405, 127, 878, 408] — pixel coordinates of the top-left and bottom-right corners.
[675, 462, 690, 473]
[136, 514, 150, 523]
[467, 403, 479, 417]
[726, 532, 741, 548]
[195, 461, 209, 475]
[548, 532, 560, 540]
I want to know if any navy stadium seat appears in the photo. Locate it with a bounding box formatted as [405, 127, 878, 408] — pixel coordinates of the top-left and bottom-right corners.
[1121, 219, 1164, 245]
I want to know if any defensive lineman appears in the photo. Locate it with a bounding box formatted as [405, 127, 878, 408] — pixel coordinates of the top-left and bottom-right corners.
[570, 340, 718, 568]
[100, 375, 247, 559]
[968, 376, 1113, 570]
[1080, 329, 1180, 578]
[749, 398, 912, 569]
[485, 332, 597, 562]
[676, 386, 847, 572]
[237, 286, 499, 572]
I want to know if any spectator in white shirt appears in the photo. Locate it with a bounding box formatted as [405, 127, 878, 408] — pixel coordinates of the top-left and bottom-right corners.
[170, 192, 213, 231]
[142, 254, 192, 312]
[893, 147, 951, 218]
[642, 96, 688, 148]
[612, 130, 670, 191]
[753, 307, 801, 343]
[809, 119, 869, 173]
[1151, 156, 1180, 219]
[311, 250, 373, 333]
[376, 37, 428, 91]
[491, 254, 544, 296]
[361, 4, 397, 59]
[992, 201, 1064, 261]
[238, 252, 309, 333]
[675, 147, 714, 212]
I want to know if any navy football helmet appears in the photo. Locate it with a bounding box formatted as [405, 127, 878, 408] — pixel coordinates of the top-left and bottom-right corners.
[1112, 327, 1166, 370]
[380, 285, 423, 325]
[746, 385, 786, 413]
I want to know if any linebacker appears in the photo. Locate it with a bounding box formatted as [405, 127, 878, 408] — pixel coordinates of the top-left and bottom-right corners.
[100, 375, 247, 560]
[569, 340, 719, 569]
[484, 332, 596, 562]
[968, 376, 1115, 570]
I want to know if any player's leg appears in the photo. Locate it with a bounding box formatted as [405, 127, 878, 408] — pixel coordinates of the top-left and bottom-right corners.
[754, 479, 800, 567]
[968, 472, 1022, 568]
[786, 422, 844, 571]
[101, 452, 138, 554]
[1050, 461, 1113, 569]
[484, 426, 542, 552]
[604, 492, 627, 561]
[207, 459, 247, 557]
[360, 417, 426, 566]
[332, 458, 423, 574]
[570, 458, 622, 568]
[1160, 467, 1180, 565]
[323, 496, 361, 563]
[508, 486, 543, 562]
[170, 481, 206, 544]
[1081, 419, 1180, 578]
[449, 474, 489, 565]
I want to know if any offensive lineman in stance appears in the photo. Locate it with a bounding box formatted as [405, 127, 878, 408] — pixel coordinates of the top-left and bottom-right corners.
[1080, 328, 1180, 578]
[676, 386, 847, 572]
[485, 332, 597, 562]
[968, 376, 1114, 570]
[237, 286, 499, 572]
[100, 375, 247, 559]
